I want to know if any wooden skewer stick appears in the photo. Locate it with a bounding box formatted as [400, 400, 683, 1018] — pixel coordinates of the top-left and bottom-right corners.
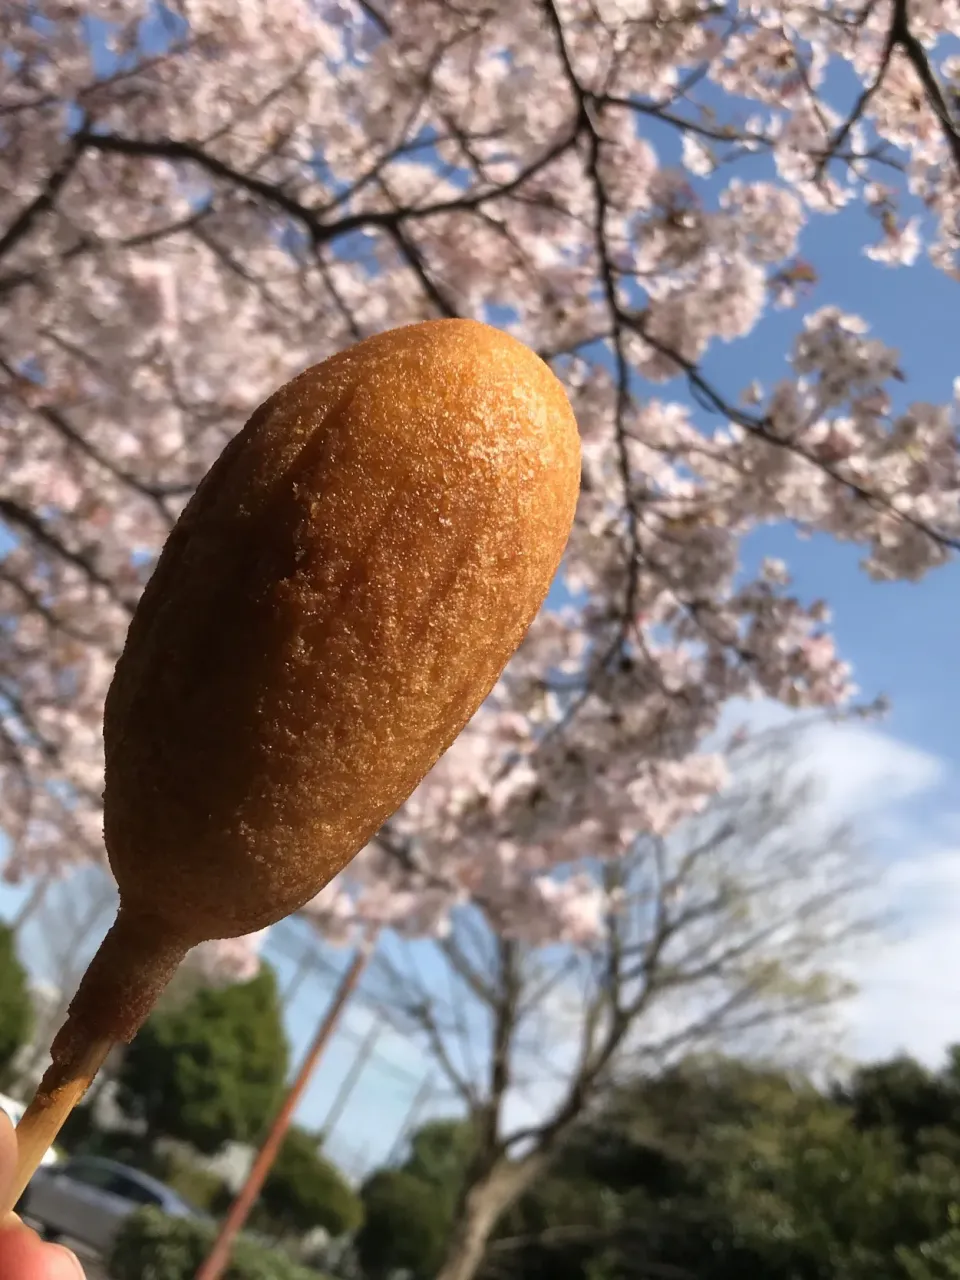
[1, 909, 188, 1216]
[4, 1034, 116, 1214]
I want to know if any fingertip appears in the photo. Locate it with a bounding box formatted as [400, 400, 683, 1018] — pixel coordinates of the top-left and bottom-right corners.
[47, 1243, 87, 1279]
[0, 1225, 85, 1279]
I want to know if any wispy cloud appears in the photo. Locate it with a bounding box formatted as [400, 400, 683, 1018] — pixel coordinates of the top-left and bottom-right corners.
[726, 703, 957, 1067]
[718, 697, 946, 820]
[846, 843, 960, 1068]
[746, 707, 958, 1070]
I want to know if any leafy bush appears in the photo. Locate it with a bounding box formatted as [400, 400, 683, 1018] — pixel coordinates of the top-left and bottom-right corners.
[110, 1207, 329, 1280]
[357, 1169, 452, 1280]
[258, 1127, 363, 1238]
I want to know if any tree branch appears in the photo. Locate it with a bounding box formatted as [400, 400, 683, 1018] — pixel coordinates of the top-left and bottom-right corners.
[0, 141, 83, 262]
[76, 125, 579, 253]
[0, 497, 134, 611]
[889, 0, 960, 174]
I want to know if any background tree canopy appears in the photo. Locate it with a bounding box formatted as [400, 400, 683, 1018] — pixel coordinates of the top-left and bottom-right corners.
[357, 1167, 456, 1280]
[257, 1125, 364, 1240]
[351, 1049, 960, 1280]
[116, 964, 288, 1154]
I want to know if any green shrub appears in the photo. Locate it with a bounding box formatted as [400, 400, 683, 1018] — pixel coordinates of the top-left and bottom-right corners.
[110, 1207, 328, 1280]
[257, 1127, 363, 1238]
[357, 1169, 452, 1280]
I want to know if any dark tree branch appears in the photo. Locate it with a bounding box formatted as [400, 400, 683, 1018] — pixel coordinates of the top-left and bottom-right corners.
[0, 141, 83, 261]
[357, 0, 393, 36]
[619, 311, 960, 555]
[815, 5, 896, 176]
[0, 206, 211, 300]
[76, 125, 580, 250]
[0, 355, 185, 519]
[0, 564, 102, 645]
[486, 938, 521, 1151]
[541, 0, 641, 635]
[0, 497, 134, 612]
[889, 0, 960, 174]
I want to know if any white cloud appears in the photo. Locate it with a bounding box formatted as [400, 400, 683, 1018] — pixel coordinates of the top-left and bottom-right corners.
[743, 708, 959, 1069]
[501, 715, 951, 1129]
[733, 710, 959, 1072]
[845, 846, 960, 1068]
[795, 719, 945, 820]
[718, 697, 946, 821]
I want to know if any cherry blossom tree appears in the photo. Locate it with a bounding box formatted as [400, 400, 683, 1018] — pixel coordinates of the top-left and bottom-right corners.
[0, 0, 958, 1265]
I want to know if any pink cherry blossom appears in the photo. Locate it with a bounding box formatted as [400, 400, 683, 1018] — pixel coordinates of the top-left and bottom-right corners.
[189, 931, 269, 986]
[0, 0, 957, 967]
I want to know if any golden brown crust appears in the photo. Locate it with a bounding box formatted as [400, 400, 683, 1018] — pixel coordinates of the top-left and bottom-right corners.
[103, 318, 581, 944]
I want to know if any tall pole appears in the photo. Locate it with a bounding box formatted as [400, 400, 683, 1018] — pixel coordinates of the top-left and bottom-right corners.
[196, 930, 378, 1280]
[320, 1020, 381, 1143]
[384, 1074, 435, 1167]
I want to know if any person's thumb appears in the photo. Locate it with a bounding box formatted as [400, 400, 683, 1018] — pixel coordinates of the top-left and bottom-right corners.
[0, 1222, 86, 1278]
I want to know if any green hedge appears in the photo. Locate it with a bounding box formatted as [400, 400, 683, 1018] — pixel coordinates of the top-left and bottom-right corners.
[110, 1207, 328, 1280]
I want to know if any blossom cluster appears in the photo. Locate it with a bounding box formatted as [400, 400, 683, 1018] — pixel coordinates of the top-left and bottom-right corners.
[1, 0, 957, 977]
